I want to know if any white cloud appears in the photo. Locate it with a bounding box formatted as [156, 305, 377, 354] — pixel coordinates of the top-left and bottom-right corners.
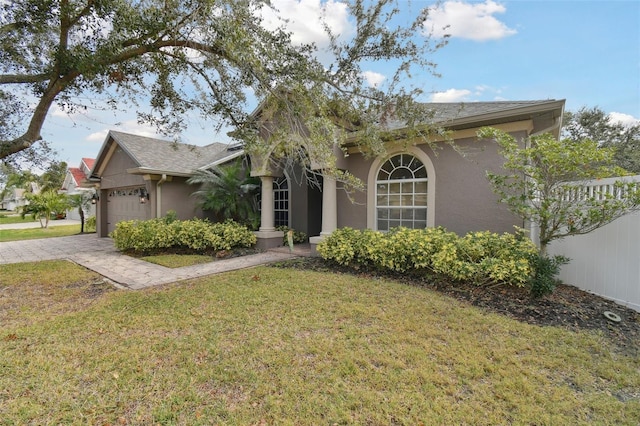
[609, 112, 640, 127]
[85, 120, 161, 143]
[50, 103, 86, 118]
[424, 0, 516, 41]
[259, 0, 352, 48]
[362, 71, 386, 88]
[430, 88, 472, 102]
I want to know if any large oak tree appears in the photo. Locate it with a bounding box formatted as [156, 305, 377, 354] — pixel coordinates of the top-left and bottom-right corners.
[1, 0, 447, 178]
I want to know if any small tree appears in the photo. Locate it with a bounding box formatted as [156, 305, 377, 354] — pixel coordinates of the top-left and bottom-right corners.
[21, 190, 70, 228]
[187, 160, 260, 229]
[480, 127, 640, 256]
[67, 192, 92, 233]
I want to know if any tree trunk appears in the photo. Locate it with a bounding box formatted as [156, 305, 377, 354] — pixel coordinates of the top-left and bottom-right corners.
[79, 206, 85, 233]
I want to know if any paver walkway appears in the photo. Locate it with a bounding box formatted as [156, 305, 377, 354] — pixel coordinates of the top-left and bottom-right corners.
[0, 231, 298, 289]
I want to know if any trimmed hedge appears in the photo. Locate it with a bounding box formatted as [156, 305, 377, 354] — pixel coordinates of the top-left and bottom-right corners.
[110, 218, 256, 253]
[317, 227, 538, 288]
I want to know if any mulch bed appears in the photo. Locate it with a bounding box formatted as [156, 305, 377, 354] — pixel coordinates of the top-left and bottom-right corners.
[275, 257, 640, 357]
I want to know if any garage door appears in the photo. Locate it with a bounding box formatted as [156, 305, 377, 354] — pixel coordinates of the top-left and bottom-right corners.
[107, 187, 149, 234]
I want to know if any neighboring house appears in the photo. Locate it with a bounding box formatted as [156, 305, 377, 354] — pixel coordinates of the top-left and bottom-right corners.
[1, 182, 40, 211]
[60, 157, 96, 220]
[1, 188, 27, 211]
[89, 100, 565, 251]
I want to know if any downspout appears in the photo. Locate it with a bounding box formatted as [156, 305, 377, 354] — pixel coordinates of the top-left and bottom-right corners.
[156, 174, 167, 218]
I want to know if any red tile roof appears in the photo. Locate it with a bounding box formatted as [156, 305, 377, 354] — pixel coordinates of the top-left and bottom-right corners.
[69, 167, 86, 186]
[82, 158, 95, 169]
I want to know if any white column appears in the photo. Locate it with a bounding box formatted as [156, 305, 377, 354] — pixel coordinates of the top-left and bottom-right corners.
[259, 175, 275, 232]
[320, 172, 337, 236]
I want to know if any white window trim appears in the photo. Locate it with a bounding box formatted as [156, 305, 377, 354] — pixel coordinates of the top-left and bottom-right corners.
[273, 173, 291, 228]
[367, 147, 436, 229]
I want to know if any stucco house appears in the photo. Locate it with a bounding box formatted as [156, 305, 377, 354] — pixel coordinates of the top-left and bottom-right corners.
[60, 157, 96, 220]
[1, 182, 40, 211]
[1, 188, 28, 211]
[89, 100, 565, 251]
[89, 131, 243, 236]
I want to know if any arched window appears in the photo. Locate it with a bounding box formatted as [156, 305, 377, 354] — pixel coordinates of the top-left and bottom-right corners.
[375, 153, 428, 231]
[273, 176, 289, 227]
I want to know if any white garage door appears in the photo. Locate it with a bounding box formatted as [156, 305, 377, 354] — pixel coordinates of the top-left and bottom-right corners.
[107, 187, 149, 234]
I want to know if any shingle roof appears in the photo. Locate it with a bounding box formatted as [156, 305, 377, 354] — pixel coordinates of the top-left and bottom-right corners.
[428, 101, 558, 122]
[108, 131, 232, 174]
[383, 100, 564, 131]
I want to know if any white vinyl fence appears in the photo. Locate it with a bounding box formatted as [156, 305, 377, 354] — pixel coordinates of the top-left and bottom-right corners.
[548, 175, 640, 312]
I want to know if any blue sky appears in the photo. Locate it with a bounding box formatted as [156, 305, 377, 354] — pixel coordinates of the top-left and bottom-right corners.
[41, 0, 640, 168]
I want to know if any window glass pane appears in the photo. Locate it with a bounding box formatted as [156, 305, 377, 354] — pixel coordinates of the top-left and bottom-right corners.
[390, 208, 401, 219]
[388, 195, 401, 206]
[391, 155, 402, 168]
[377, 194, 388, 206]
[415, 181, 427, 193]
[377, 219, 388, 231]
[401, 209, 414, 220]
[389, 182, 401, 194]
[414, 194, 427, 205]
[413, 164, 427, 178]
[415, 209, 427, 221]
[378, 208, 389, 219]
[400, 182, 413, 193]
[390, 167, 412, 180]
[389, 220, 400, 229]
[401, 194, 414, 206]
[377, 183, 388, 193]
[377, 169, 389, 180]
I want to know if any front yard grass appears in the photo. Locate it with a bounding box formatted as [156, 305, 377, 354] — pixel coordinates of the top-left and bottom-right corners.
[0, 224, 83, 242]
[1, 260, 639, 425]
[0, 214, 37, 225]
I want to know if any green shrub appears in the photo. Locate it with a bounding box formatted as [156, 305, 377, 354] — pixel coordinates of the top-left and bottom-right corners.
[85, 216, 96, 232]
[528, 254, 570, 298]
[318, 227, 538, 289]
[110, 218, 256, 253]
[276, 226, 308, 245]
[316, 227, 382, 267]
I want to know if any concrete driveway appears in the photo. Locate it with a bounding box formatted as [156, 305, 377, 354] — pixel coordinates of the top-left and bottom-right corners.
[0, 222, 296, 289]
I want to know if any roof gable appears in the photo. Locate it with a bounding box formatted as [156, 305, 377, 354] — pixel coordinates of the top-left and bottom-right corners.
[91, 131, 241, 178]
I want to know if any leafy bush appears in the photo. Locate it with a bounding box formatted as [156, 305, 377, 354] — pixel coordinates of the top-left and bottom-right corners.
[528, 254, 570, 298]
[318, 227, 539, 289]
[85, 216, 96, 232]
[110, 218, 256, 253]
[276, 226, 308, 245]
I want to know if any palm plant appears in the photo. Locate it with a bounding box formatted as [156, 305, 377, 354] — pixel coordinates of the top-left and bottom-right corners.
[21, 190, 70, 228]
[187, 160, 260, 229]
[68, 192, 92, 233]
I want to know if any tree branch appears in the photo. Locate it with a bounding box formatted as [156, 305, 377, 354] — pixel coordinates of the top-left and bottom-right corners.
[0, 74, 51, 84]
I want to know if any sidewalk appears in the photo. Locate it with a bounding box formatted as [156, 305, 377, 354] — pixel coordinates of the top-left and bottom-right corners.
[0, 232, 299, 290]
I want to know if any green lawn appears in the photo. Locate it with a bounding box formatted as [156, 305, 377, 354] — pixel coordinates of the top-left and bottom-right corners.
[1, 261, 639, 425]
[0, 224, 85, 242]
[0, 214, 38, 225]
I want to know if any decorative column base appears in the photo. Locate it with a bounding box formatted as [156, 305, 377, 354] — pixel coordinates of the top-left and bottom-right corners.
[308, 235, 325, 257]
[254, 230, 285, 250]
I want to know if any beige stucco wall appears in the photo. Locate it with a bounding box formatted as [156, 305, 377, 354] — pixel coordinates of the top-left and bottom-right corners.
[336, 130, 527, 235]
[158, 177, 205, 220]
[98, 147, 146, 189]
